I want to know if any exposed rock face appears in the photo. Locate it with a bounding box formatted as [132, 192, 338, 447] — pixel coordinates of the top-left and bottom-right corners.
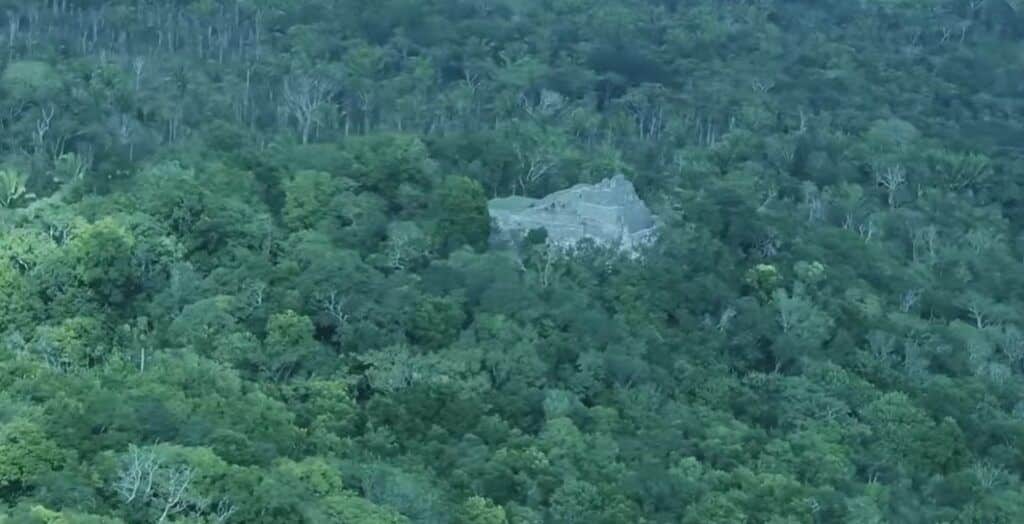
[488, 174, 657, 255]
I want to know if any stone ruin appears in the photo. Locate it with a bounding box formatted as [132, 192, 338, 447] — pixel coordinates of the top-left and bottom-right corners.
[488, 174, 658, 256]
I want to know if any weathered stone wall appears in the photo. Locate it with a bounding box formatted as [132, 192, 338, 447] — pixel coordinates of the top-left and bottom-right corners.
[488, 174, 657, 255]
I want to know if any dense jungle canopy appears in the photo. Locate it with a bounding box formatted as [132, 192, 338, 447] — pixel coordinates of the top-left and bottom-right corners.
[3, 0, 1024, 522]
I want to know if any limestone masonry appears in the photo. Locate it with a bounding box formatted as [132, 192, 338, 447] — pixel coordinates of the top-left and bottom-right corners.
[488, 174, 658, 255]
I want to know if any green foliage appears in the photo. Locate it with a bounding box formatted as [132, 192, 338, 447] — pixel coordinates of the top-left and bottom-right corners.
[926, 149, 993, 192]
[167, 295, 240, 354]
[347, 135, 436, 198]
[262, 310, 320, 381]
[0, 505, 123, 523]
[861, 393, 969, 475]
[320, 493, 410, 524]
[745, 264, 781, 300]
[524, 228, 548, 246]
[66, 219, 137, 305]
[0, 169, 32, 208]
[0, 262, 41, 334]
[1, 61, 61, 102]
[283, 171, 355, 231]
[32, 316, 110, 370]
[408, 295, 465, 350]
[457, 496, 508, 524]
[0, 1, 1023, 522]
[0, 419, 65, 495]
[435, 175, 490, 252]
[279, 379, 357, 453]
[772, 288, 835, 363]
[793, 261, 826, 287]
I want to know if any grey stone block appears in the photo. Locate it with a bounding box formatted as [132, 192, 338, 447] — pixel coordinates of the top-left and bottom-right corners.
[488, 174, 657, 256]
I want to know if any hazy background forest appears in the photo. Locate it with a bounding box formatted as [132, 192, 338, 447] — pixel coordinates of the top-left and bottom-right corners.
[2, 0, 1024, 522]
